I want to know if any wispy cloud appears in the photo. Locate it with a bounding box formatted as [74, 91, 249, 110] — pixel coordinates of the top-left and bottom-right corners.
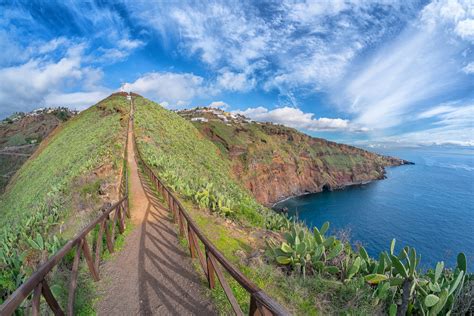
[0, 1, 144, 116]
[463, 62, 474, 74]
[338, 0, 473, 134]
[127, 1, 418, 93]
[380, 102, 474, 146]
[233, 106, 359, 132]
[0, 43, 109, 117]
[207, 101, 229, 110]
[417, 104, 459, 119]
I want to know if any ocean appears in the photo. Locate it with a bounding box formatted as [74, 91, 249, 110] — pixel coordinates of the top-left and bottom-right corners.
[274, 146, 474, 270]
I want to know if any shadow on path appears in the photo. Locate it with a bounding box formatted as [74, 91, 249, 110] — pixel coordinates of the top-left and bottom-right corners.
[96, 123, 215, 316]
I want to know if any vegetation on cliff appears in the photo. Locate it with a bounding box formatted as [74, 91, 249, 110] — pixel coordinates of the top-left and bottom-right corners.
[0, 95, 129, 305]
[179, 107, 409, 205]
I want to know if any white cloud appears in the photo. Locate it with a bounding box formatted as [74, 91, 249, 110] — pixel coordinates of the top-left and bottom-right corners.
[216, 70, 255, 92]
[417, 105, 458, 119]
[462, 62, 474, 74]
[122, 72, 215, 108]
[233, 106, 354, 131]
[127, 1, 417, 95]
[369, 100, 474, 146]
[381, 104, 474, 146]
[455, 19, 474, 40]
[0, 43, 107, 116]
[37, 37, 69, 54]
[338, 0, 473, 130]
[44, 90, 110, 110]
[168, 3, 270, 69]
[117, 38, 143, 50]
[285, 1, 349, 21]
[208, 101, 229, 110]
[95, 37, 144, 63]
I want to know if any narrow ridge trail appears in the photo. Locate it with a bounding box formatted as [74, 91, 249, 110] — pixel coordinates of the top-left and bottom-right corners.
[96, 119, 216, 315]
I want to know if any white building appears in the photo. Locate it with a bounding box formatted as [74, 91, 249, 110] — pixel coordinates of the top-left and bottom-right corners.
[191, 117, 209, 122]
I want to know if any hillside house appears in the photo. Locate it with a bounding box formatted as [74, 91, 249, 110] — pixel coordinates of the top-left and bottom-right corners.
[190, 117, 208, 122]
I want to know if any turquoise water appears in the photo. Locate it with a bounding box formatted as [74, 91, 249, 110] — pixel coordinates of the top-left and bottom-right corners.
[274, 146, 474, 270]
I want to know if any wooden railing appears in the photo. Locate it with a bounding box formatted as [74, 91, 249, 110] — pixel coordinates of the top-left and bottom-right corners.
[0, 115, 131, 316]
[132, 117, 289, 315]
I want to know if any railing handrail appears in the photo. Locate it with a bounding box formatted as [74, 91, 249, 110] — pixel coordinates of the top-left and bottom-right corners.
[131, 101, 289, 315]
[0, 100, 132, 315]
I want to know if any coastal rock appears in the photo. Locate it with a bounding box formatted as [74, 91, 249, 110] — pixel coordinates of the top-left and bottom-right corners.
[179, 108, 411, 206]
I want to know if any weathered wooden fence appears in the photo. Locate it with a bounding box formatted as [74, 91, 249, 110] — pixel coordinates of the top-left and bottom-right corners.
[0, 115, 131, 316]
[132, 115, 289, 315]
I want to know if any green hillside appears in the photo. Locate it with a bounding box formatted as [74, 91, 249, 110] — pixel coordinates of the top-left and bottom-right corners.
[134, 96, 265, 226]
[0, 94, 129, 301]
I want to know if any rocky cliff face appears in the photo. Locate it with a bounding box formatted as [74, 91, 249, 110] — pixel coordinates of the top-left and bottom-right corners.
[179, 108, 410, 206]
[0, 108, 75, 192]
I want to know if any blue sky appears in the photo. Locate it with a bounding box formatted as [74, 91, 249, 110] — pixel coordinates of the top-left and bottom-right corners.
[0, 0, 473, 146]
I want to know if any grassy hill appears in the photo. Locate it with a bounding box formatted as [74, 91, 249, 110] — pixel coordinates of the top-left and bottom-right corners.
[178, 107, 409, 205]
[133, 96, 264, 226]
[0, 94, 129, 302]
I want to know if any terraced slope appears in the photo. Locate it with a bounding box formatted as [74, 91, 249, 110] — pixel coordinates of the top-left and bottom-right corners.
[179, 108, 410, 205]
[0, 108, 75, 192]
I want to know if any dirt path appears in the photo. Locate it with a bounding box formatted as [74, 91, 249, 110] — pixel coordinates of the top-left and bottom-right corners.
[96, 120, 216, 315]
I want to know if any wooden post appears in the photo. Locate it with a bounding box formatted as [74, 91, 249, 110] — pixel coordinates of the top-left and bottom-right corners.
[95, 220, 105, 272]
[125, 196, 130, 218]
[173, 200, 178, 224]
[68, 240, 83, 315]
[179, 210, 185, 237]
[111, 206, 119, 241]
[249, 296, 258, 315]
[41, 280, 65, 316]
[31, 282, 42, 316]
[206, 249, 216, 289]
[82, 239, 100, 281]
[105, 219, 114, 253]
[190, 228, 208, 277]
[117, 204, 125, 234]
[188, 226, 196, 259]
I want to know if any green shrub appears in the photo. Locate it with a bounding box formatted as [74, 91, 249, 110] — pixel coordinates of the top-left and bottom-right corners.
[267, 220, 470, 315]
[6, 133, 27, 146]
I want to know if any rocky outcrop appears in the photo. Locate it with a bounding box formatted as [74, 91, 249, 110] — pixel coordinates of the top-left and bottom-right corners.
[236, 152, 405, 206]
[0, 109, 76, 192]
[179, 107, 411, 206]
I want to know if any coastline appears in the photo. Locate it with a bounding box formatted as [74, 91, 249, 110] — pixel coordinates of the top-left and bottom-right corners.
[271, 161, 414, 209]
[271, 179, 375, 209]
